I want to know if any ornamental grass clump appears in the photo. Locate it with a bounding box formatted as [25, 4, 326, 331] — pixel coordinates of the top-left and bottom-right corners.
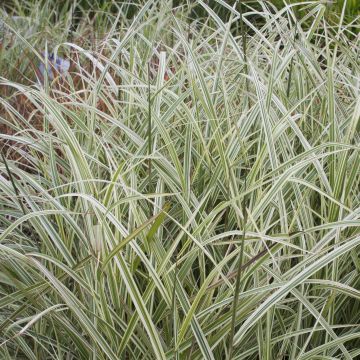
[0, 1, 359, 359]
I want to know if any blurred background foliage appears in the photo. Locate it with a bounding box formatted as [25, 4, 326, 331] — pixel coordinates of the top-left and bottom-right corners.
[2, 0, 360, 23]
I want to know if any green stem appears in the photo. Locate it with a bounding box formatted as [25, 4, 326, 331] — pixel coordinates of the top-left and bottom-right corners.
[228, 177, 248, 360]
[147, 62, 152, 198]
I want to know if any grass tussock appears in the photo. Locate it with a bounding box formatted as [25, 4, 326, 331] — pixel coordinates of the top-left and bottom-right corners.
[0, 1, 359, 359]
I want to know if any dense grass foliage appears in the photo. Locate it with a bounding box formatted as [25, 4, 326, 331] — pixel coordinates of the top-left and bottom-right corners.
[0, 1, 359, 359]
